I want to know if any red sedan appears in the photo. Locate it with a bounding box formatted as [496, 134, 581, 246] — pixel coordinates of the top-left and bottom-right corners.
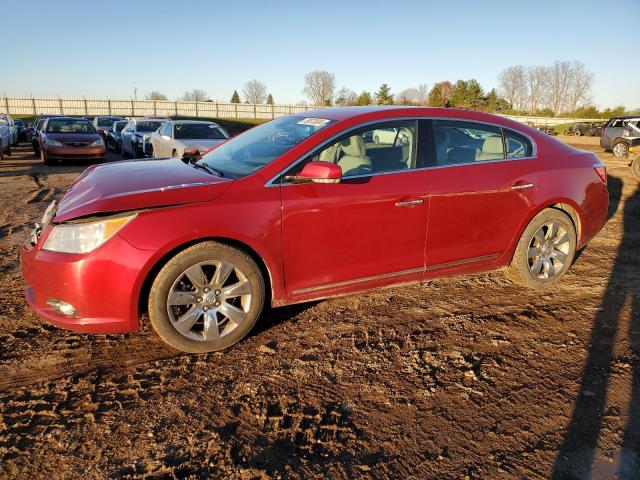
[21, 107, 609, 353]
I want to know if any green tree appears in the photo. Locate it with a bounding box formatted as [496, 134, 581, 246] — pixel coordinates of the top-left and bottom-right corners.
[484, 88, 509, 113]
[230, 90, 241, 103]
[266, 94, 274, 105]
[355, 91, 373, 106]
[375, 83, 393, 105]
[449, 79, 484, 110]
[427, 81, 452, 107]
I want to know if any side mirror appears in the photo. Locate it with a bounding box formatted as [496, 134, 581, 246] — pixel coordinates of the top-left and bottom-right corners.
[285, 161, 342, 184]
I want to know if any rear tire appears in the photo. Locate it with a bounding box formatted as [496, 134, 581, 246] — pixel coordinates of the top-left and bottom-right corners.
[148, 241, 265, 353]
[506, 208, 576, 289]
[172, 150, 180, 158]
[632, 157, 640, 181]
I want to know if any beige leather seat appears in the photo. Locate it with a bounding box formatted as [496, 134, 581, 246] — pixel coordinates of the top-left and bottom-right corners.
[476, 136, 504, 161]
[338, 136, 371, 176]
[318, 143, 339, 163]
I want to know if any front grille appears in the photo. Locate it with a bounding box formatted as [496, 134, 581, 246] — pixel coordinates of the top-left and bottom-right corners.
[63, 142, 89, 147]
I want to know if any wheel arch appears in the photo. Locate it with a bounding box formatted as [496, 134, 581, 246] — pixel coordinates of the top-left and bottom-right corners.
[136, 236, 275, 320]
[506, 199, 584, 266]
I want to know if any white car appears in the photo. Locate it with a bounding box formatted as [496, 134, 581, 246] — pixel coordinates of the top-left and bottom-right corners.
[371, 127, 410, 145]
[120, 117, 168, 158]
[0, 118, 12, 157]
[148, 120, 230, 158]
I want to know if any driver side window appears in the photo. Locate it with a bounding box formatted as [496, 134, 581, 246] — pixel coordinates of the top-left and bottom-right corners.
[300, 121, 417, 178]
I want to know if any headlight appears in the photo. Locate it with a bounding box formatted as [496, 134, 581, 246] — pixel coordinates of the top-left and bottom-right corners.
[43, 215, 135, 253]
[90, 139, 104, 147]
[45, 139, 63, 147]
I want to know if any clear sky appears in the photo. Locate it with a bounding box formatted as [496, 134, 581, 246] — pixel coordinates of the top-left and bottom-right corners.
[1, 0, 638, 109]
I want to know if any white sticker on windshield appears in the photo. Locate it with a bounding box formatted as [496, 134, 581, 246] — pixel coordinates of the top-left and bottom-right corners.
[297, 118, 330, 127]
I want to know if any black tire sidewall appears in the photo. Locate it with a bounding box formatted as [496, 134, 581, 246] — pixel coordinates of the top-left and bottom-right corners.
[148, 242, 265, 353]
[511, 209, 577, 288]
[613, 141, 629, 157]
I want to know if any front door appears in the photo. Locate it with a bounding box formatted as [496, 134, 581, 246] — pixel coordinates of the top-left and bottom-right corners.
[280, 120, 430, 299]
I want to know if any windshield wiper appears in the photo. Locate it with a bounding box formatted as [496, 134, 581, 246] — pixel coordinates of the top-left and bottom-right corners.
[190, 160, 224, 177]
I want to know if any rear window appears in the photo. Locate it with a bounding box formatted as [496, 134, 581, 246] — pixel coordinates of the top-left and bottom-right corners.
[46, 118, 96, 134]
[97, 117, 122, 127]
[136, 121, 163, 132]
[174, 123, 228, 140]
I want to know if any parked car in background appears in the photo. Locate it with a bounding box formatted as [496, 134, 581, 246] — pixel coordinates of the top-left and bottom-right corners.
[93, 116, 124, 138]
[39, 116, 105, 165]
[600, 115, 640, 157]
[0, 114, 18, 146]
[567, 122, 602, 137]
[21, 107, 609, 353]
[0, 120, 11, 158]
[31, 114, 64, 155]
[105, 120, 128, 153]
[14, 119, 27, 142]
[121, 117, 167, 158]
[148, 120, 229, 158]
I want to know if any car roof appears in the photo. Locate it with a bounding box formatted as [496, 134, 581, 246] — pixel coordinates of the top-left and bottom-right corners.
[300, 106, 531, 128]
[610, 115, 640, 120]
[170, 120, 221, 126]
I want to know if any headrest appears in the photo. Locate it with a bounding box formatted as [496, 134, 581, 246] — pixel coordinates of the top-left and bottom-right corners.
[340, 135, 366, 157]
[482, 136, 503, 154]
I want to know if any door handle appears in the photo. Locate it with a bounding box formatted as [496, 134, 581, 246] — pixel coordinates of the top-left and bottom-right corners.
[511, 183, 534, 190]
[395, 199, 424, 207]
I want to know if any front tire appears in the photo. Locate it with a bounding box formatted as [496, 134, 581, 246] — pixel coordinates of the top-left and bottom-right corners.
[612, 140, 629, 158]
[148, 241, 265, 353]
[506, 209, 576, 289]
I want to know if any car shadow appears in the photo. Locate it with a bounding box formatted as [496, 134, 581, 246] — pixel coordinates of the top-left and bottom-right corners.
[552, 180, 639, 478]
[249, 302, 320, 339]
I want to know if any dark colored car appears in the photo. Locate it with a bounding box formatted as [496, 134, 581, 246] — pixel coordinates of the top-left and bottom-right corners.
[14, 119, 26, 142]
[93, 116, 125, 138]
[105, 120, 128, 153]
[39, 117, 106, 165]
[567, 122, 604, 137]
[21, 107, 609, 353]
[31, 114, 64, 155]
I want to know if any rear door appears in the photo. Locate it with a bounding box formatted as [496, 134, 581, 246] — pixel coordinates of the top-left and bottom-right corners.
[425, 120, 540, 270]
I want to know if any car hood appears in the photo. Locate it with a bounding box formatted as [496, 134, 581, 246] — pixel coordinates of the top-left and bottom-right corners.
[178, 139, 227, 151]
[45, 132, 102, 143]
[54, 158, 232, 222]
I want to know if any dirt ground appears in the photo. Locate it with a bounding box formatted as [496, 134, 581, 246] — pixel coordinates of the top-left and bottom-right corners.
[0, 136, 638, 480]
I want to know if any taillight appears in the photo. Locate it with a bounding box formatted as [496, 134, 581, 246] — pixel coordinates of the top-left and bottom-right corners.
[593, 163, 607, 184]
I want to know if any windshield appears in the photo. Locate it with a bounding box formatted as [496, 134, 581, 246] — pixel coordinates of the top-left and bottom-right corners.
[175, 123, 228, 140]
[137, 121, 163, 132]
[114, 121, 127, 132]
[97, 117, 122, 127]
[198, 116, 333, 178]
[46, 118, 96, 134]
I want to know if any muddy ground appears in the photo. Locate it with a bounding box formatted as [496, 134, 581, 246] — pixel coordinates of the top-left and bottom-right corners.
[0, 136, 638, 479]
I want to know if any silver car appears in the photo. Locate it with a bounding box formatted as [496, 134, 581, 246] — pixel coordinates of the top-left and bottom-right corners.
[600, 115, 640, 157]
[120, 117, 168, 158]
[148, 120, 230, 158]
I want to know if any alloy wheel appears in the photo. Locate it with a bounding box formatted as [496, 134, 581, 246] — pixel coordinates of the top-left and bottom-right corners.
[527, 221, 571, 281]
[166, 260, 252, 341]
[613, 142, 628, 157]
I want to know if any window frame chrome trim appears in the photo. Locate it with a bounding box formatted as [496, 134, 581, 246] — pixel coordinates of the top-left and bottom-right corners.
[264, 116, 538, 187]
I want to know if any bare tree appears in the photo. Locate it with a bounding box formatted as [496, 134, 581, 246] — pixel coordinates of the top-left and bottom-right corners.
[525, 66, 548, 113]
[498, 65, 527, 110]
[396, 88, 420, 105]
[303, 70, 336, 106]
[416, 84, 429, 105]
[335, 87, 357, 106]
[145, 90, 168, 101]
[243, 79, 268, 104]
[179, 89, 208, 102]
[545, 61, 574, 114]
[566, 62, 593, 113]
